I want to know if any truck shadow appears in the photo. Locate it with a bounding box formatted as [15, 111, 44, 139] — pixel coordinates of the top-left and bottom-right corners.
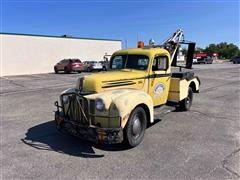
[21, 120, 104, 158]
[22, 118, 162, 157]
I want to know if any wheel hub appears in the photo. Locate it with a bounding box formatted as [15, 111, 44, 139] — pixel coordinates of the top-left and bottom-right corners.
[132, 115, 141, 137]
[186, 97, 190, 104]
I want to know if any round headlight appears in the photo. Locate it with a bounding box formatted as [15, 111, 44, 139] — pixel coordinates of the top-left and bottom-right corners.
[96, 99, 104, 111]
[62, 96, 69, 104]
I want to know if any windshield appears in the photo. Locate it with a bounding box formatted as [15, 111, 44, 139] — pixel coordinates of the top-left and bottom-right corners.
[110, 55, 149, 70]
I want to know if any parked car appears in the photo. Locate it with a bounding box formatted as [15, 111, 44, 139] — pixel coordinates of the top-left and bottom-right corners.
[231, 56, 240, 64]
[54, 59, 83, 73]
[196, 56, 213, 64]
[83, 61, 103, 72]
[193, 58, 198, 64]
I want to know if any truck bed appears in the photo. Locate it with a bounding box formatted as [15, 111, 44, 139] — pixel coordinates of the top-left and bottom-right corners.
[168, 72, 200, 103]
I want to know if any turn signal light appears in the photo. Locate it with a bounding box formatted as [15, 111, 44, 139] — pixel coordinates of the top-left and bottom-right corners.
[137, 41, 144, 48]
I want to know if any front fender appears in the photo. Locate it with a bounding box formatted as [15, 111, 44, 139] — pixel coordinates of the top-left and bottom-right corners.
[111, 90, 154, 128]
[85, 89, 154, 128]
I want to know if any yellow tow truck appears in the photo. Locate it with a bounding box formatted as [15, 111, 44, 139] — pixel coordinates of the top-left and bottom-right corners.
[55, 29, 200, 147]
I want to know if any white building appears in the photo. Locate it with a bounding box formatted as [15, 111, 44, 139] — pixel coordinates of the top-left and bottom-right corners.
[0, 33, 122, 76]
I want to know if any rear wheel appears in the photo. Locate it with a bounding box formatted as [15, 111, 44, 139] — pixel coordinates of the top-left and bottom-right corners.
[124, 106, 147, 147]
[178, 87, 193, 111]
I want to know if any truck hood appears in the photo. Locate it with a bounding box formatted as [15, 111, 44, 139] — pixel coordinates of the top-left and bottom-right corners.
[79, 69, 147, 93]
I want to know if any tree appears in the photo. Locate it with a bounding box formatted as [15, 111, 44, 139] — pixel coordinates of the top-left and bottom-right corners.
[181, 48, 187, 55]
[205, 42, 240, 59]
[181, 47, 204, 55]
[195, 47, 204, 54]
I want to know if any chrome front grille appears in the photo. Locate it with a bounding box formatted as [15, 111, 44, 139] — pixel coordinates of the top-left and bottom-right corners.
[62, 94, 89, 126]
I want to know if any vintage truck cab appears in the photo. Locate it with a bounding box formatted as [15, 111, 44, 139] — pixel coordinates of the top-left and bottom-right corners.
[55, 30, 200, 147]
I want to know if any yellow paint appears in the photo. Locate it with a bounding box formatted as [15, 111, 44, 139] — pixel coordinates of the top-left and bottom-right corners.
[86, 89, 154, 128]
[168, 78, 200, 102]
[61, 47, 200, 129]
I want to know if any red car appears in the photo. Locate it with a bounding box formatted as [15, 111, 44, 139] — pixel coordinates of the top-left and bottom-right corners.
[54, 59, 84, 73]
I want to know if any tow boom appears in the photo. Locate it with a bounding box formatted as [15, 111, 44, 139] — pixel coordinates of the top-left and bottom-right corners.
[144, 29, 196, 69]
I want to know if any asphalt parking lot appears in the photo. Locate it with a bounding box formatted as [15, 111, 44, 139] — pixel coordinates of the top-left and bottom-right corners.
[1, 63, 240, 179]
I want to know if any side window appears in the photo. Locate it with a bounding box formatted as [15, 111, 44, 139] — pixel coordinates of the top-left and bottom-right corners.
[152, 56, 168, 71]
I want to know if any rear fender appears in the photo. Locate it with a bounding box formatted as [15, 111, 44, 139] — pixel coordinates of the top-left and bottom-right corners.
[189, 77, 200, 92]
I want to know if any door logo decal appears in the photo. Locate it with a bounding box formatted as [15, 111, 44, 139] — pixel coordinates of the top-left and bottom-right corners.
[154, 83, 165, 95]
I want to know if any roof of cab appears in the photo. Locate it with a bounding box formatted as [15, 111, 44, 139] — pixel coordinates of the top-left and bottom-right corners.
[112, 47, 170, 57]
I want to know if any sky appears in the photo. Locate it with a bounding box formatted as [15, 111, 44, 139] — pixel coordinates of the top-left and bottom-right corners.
[1, 0, 239, 48]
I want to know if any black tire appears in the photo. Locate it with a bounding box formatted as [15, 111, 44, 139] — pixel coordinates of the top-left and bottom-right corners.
[64, 67, 70, 74]
[178, 87, 193, 111]
[78, 71, 81, 73]
[54, 67, 58, 74]
[103, 66, 107, 71]
[123, 106, 147, 147]
[87, 67, 91, 72]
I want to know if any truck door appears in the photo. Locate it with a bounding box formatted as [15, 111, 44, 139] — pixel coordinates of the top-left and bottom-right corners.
[148, 55, 171, 106]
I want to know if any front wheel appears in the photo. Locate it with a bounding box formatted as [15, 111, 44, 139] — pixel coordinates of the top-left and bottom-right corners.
[124, 106, 147, 147]
[87, 67, 91, 72]
[178, 87, 193, 111]
[54, 67, 58, 74]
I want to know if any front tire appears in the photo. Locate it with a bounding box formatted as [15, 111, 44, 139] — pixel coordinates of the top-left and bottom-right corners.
[87, 67, 91, 72]
[124, 106, 147, 147]
[54, 67, 58, 74]
[178, 87, 193, 111]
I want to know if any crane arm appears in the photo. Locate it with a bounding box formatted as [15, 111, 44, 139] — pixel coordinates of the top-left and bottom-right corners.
[161, 29, 184, 63]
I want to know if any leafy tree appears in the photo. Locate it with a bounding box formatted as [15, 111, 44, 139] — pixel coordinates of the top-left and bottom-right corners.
[180, 42, 239, 59]
[195, 47, 204, 54]
[181, 47, 204, 55]
[204, 42, 240, 59]
[181, 48, 187, 55]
